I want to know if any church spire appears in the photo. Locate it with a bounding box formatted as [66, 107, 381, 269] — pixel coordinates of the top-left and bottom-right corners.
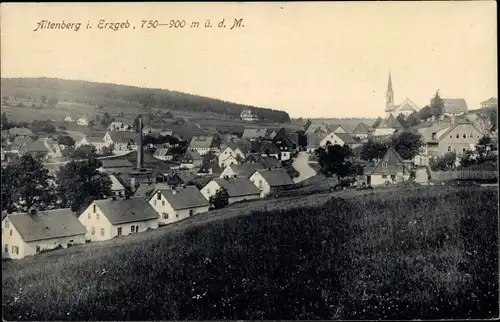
[387, 70, 393, 92]
[385, 69, 394, 114]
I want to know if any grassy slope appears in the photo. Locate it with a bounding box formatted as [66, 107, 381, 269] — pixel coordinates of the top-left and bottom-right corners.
[2, 186, 498, 320]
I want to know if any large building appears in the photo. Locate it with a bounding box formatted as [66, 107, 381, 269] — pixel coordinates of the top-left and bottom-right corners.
[384, 71, 420, 118]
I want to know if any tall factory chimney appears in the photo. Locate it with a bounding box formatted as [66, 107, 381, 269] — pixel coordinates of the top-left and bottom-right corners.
[137, 116, 143, 169]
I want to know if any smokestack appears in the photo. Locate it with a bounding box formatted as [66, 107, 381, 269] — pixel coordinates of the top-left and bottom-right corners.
[137, 117, 143, 169]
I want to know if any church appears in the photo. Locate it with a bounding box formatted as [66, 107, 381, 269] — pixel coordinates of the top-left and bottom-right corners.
[384, 71, 419, 118]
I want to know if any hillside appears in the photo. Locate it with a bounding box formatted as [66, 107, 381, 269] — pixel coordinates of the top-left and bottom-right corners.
[0, 77, 291, 123]
[2, 186, 497, 320]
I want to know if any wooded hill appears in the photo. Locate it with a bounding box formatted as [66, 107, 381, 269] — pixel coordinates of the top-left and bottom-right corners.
[0, 77, 291, 123]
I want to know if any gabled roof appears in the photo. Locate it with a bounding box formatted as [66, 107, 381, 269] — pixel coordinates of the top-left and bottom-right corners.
[352, 122, 371, 135]
[377, 115, 403, 129]
[94, 197, 158, 224]
[306, 133, 327, 149]
[134, 182, 170, 198]
[109, 174, 125, 191]
[25, 139, 49, 153]
[261, 141, 281, 155]
[188, 136, 217, 149]
[213, 178, 261, 197]
[185, 150, 203, 161]
[244, 153, 282, 169]
[481, 97, 498, 105]
[226, 163, 266, 178]
[6, 208, 86, 242]
[396, 98, 419, 111]
[8, 127, 33, 136]
[255, 168, 294, 187]
[365, 147, 411, 175]
[153, 186, 209, 210]
[443, 98, 468, 114]
[305, 123, 330, 134]
[334, 132, 357, 145]
[99, 158, 134, 168]
[108, 131, 138, 143]
[241, 128, 268, 139]
[87, 136, 105, 144]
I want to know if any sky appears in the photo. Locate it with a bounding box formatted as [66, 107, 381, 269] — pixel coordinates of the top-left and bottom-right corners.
[0, 2, 497, 118]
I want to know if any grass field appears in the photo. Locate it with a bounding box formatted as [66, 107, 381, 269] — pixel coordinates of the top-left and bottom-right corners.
[2, 186, 498, 320]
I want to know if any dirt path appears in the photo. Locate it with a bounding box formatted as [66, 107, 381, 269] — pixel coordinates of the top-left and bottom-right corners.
[292, 151, 317, 183]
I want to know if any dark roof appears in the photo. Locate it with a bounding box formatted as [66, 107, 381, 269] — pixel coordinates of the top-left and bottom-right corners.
[334, 132, 357, 144]
[352, 122, 371, 134]
[244, 153, 282, 168]
[108, 131, 138, 143]
[213, 178, 261, 197]
[6, 208, 86, 242]
[365, 147, 411, 175]
[134, 182, 170, 198]
[100, 158, 134, 168]
[154, 186, 209, 210]
[94, 197, 158, 224]
[443, 99, 468, 114]
[377, 115, 403, 129]
[188, 136, 218, 149]
[227, 163, 266, 178]
[481, 97, 497, 105]
[242, 128, 269, 139]
[25, 139, 49, 153]
[256, 169, 294, 187]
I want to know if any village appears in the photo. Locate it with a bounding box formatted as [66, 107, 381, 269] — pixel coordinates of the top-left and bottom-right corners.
[1, 73, 498, 260]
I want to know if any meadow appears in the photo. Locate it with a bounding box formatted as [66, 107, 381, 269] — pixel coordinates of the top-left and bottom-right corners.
[2, 186, 498, 320]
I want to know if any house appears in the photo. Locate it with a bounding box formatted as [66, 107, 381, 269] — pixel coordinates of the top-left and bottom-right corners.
[148, 186, 209, 225]
[249, 168, 294, 198]
[98, 158, 134, 174]
[305, 123, 347, 135]
[217, 142, 249, 168]
[64, 115, 74, 122]
[153, 148, 175, 161]
[8, 127, 33, 138]
[272, 128, 298, 161]
[241, 128, 269, 141]
[104, 131, 138, 152]
[219, 163, 266, 179]
[180, 150, 203, 169]
[243, 153, 282, 169]
[363, 147, 411, 186]
[240, 110, 259, 121]
[200, 178, 261, 204]
[198, 158, 223, 175]
[417, 117, 484, 157]
[480, 97, 498, 109]
[351, 122, 371, 139]
[166, 173, 198, 188]
[306, 133, 326, 153]
[2, 209, 86, 260]
[77, 117, 89, 126]
[159, 129, 174, 137]
[442, 98, 469, 116]
[134, 182, 171, 198]
[319, 132, 360, 149]
[373, 115, 403, 136]
[76, 136, 107, 153]
[110, 174, 126, 198]
[108, 121, 133, 132]
[22, 137, 62, 159]
[79, 197, 159, 242]
[142, 126, 162, 136]
[188, 136, 220, 156]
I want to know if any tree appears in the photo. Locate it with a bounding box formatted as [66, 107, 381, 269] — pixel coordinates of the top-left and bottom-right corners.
[88, 120, 95, 128]
[56, 157, 112, 213]
[315, 144, 354, 178]
[95, 114, 101, 122]
[372, 117, 383, 129]
[396, 114, 409, 129]
[415, 105, 433, 121]
[1, 154, 53, 212]
[297, 130, 307, 149]
[360, 139, 388, 162]
[1, 112, 10, 128]
[430, 90, 444, 117]
[430, 152, 457, 171]
[47, 96, 59, 108]
[31, 120, 56, 133]
[56, 135, 75, 147]
[71, 144, 97, 159]
[100, 112, 113, 127]
[406, 112, 420, 127]
[390, 130, 423, 160]
[209, 188, 229, 209]
[137, 92, 156, 109]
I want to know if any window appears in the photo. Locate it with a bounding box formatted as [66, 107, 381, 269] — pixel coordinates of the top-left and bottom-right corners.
[382, 175, 387, 179]
[4, 220, 9, 229]
[12, 246, 18, 255]
[176, 214, 179, 218]
[96, 214, 99, 220]
[259, 180, 263, 188]
[189, 209, 194, 217]
[390, 175, 396, 181]
[449, 135, 452, 139]
[91, 227, 95, 235]
[117, 227, 122, 236]
[448, 146, 452, 152]
[4, 244, 8, 253]
[36, 245, 40, 253]
[469, 133, 473, 138]
[93, 204, 96, 213]
[162, 201, 165, 206]
[456, 134, 459, 138]
[382, 162, 387, 168]
[100, 228, 105, 236]
[163, 213, 168, 219]
[88, 213, 91, 219]
[9, 230, 12, 236]
[463, 134, 466, 138]
[157, 192, 161, 200]
[131, 226, 135, 233]
[207, 189, 211, 194]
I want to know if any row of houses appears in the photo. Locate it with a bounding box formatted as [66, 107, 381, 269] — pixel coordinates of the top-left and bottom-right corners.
[2, 165, 295, 260]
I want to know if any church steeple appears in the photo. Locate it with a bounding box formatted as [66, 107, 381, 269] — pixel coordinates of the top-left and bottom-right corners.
[385, 69, 394, 114]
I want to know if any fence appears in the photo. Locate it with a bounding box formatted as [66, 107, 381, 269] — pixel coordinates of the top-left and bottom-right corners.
[430, 169, 498, 182]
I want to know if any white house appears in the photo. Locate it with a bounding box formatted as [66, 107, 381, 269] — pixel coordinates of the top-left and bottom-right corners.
[76, 135, 108, 153]
[188, 136, 220, 156]
[109, 121, 133, 132]
[77, 117, 89, 126]
[2, 209, 86, 260]
[200, 178, 261, 204]
[64, 116, 74, 123]
[78, 197, 159, 242]
[373, 115, 403, 137]
[110, 174, 126, 198]
[240, 110, 259, 121]
[103, 131, 138, 153]
[219, 163, 266, 179]
[319, 132, 360, 149]
[148, 186, 209, 226]
[153, 148, 174, 161]
[363, 147, 412, 186]
[249, 168, 295, 198]
[218, 144, 247, 168]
